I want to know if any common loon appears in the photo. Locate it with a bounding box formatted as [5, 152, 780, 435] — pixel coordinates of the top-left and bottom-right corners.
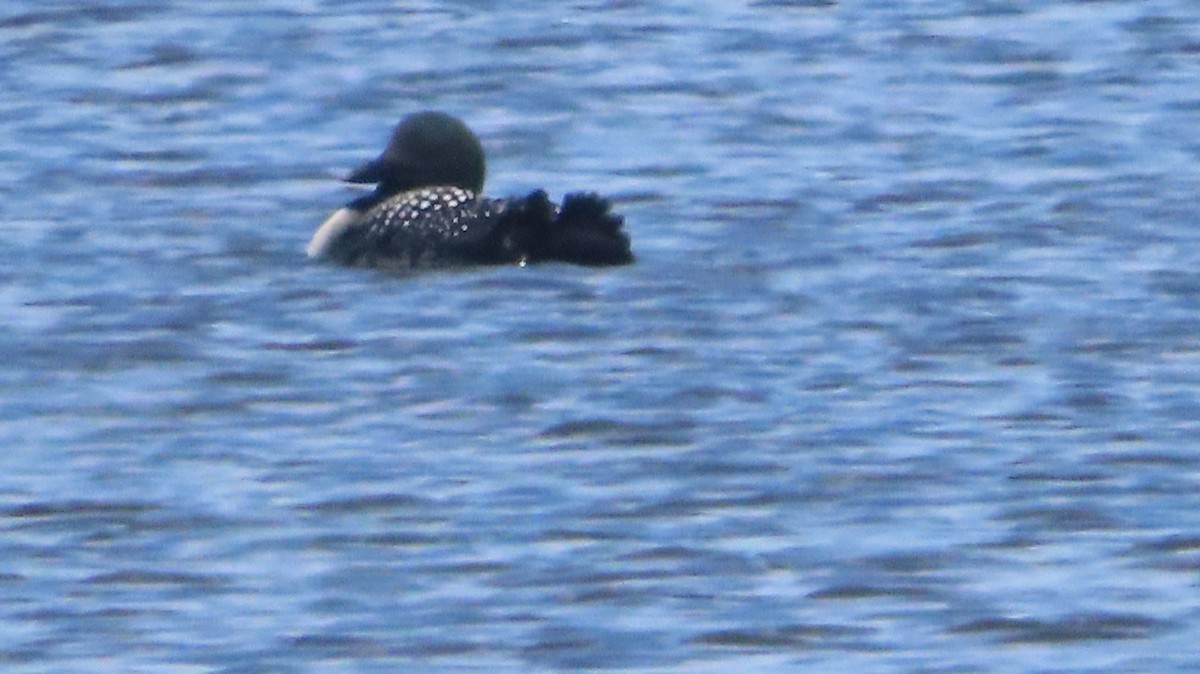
[307, 111, 633, 271]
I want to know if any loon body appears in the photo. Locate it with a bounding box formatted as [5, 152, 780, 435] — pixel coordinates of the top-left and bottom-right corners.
[307, 111, 632, 271]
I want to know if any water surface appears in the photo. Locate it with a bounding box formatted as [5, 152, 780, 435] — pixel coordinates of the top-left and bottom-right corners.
[3, 1, 1200, 672]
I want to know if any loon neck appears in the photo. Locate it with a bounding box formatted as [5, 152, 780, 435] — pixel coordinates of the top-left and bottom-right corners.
[347, 183, 476, 213]
[346, 182, 411, 213]
[347, 189, 385, 213]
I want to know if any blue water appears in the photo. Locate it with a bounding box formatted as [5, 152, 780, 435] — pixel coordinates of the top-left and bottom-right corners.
[3, 1, 1200, 672]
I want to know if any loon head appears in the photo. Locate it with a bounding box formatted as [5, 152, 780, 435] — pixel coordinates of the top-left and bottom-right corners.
[346, 111, 486, 195]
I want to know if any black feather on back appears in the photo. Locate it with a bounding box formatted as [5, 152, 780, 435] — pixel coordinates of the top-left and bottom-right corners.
[324, 186, 498, 270]
[323, 186, 632, 272]
[540, 192, 633, 266]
